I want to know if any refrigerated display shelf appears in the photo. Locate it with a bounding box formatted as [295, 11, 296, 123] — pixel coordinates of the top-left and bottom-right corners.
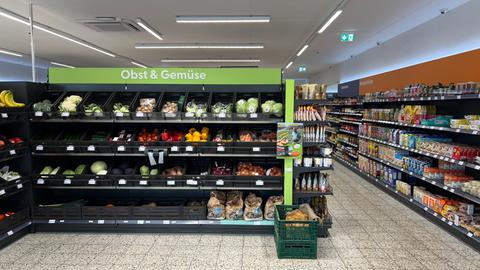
[327, 112, 363, 117]
[32, 152, 276, 158]
[337, 140, 358, 148]
[338, 129, 358, 136]
[358, 135, 480, 172]
[333, 155, 480, 250]
[363, 93, 480, 103]
[362, 119, 480, 136]
[357, 151, 480, 204]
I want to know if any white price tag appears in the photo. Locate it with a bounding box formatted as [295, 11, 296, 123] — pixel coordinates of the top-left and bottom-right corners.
[139, 180, 148, 185]
[473, 130, 479, 135]
[395, 190, 398, 194]
[433, 212, 438, 217]
[17, 184, 23, 189]
[250, 113, 258, 119]
[449, 188, 455, 193]
[61, 112, 70, 117]
[115, 112, 124, 117]
[448, 221, 453, 226]
[37, 179, 45, 185]
[98, 220, 105, 224]
[7, 230, 13, 236]
[118, 179, 127, 185]
[167, 180, 175, 186]
[66, 145, 74, 151]
[137, 220, 145, 224]
[186, 179, 198, 185]
[135, 112, 145, 117]
[9, 149, 16, 155]
[162, 220, 170, 224]
[255, 180, 264, 186]
[185, 112, 195, 117]
[87, 145, 95, 152]
[36, 145, 44, 151]
[475, 165, 480, 170]
[432, 181, 436, 185]
[443, 186, 448, 190]
[252, 147, 261, 152]
[88, 179, 96, 185]
[456, 129, 461, 133]
[218, 113, 226, 118]
[441, 217, 446, 222]
[186, 146, 194, 152]
[0, 189, 5, 196]
[217, 146, 225, 152]
[1, 113, 8, 118]
[409, 198, 413, 202]
[456, 95, 461, 99]
[117, 145, 125, 152]
[138, 145, 146, 152]
[458, 161, 464, 166]
[171, 146, 179, 152]
[423, 207, 428, 211]
[216, 180, 224, 186]
[467, 232, 474, 238]
[34, 111, 43, 117]
[441, 96, 445, 100]
[48, 219, 56, 224]
[64, 179, 71, 185]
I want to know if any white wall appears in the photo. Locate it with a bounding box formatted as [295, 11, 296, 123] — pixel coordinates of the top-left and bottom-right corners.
[310, 0, 480, 84]
[0, 61, 48, 82]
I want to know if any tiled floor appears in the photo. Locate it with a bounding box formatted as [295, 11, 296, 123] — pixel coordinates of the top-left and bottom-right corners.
[1, 161, 479, 269]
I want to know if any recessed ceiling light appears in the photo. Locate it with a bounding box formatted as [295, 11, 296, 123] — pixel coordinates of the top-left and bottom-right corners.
[318, 10, 343, 34]
[176, 15, 271, 23]
[285, 61, 293, 69]
[0, 48, 23, 57]
[131, 61, 148, 68]
[136, 18, 163, 40]
[50, 61, 75, 68]
[161, 59, 261, 63]
[296, 45, 309, 56]
[0, 7, 115, 57]
[135, 43, 264, 49]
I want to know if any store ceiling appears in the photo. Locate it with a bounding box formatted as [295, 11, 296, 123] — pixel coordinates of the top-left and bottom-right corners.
[0, 0, 472, 76]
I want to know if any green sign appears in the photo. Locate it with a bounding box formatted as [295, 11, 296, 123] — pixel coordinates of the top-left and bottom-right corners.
[48, 68, 281, 85]
[340, 32, 355, 42]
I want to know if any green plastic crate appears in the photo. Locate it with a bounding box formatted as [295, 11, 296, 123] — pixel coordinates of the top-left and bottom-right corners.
[274, 205, 318, 259]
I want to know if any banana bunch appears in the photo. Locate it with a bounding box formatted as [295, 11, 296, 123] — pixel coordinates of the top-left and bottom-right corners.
[0, 90, 25, 108]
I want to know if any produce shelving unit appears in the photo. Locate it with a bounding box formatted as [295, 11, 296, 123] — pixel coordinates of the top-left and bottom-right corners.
[293, 89, 334, 238]
[337, 92, 480, 251]
[25, 68, 292, 235]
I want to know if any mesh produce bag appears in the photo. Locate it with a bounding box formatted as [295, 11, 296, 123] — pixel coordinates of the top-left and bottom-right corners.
[243, 193, 263, 221]
[225, 191, 244, 220]
[264, 195, 284, 220]
[207, 191, 226, 220]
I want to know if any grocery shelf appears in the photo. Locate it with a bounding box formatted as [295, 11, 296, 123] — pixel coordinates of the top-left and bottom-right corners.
[333, 155, 480, 251]
[325, 129, 337, 134]
[362, 93, 480, 103]
[295, 120, 330, 125]
[303, 141, 330, 147]
[0, 221, 32, 243]
[337, 140, 358, 148]
[326, 139, 336, 145]
[294, 166, 333, 174]
[358, 135, 480, 172]
[339, 119, 362, 125]
[362, 119, 480, 136]
[338, 129, 358, 136]
[0, 147, 29, 163]
[327, 112, 363, 117]
[337, 147, 358, 159]
[294, 99, 331, 106]
[357, 151, 480, 205]
[0, 178, 29, 201]
[293, 190, 333, 197]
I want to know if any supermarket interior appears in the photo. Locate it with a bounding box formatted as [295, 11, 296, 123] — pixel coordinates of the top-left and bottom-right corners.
[0, 0, 480, 269]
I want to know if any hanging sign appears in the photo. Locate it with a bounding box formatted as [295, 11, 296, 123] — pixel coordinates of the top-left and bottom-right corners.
[277, 123, 303, 157]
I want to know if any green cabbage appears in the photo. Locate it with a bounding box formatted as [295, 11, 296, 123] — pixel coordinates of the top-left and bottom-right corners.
[236, 99, 247, 113]
[90, 161, 108, 174]
[246, 98, 258, 113]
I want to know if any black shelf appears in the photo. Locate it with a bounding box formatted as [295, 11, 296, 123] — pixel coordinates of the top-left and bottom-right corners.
[337, 140, 358, 148]
[295, 120, 330, 125]
[362, 119, 480, 136]
[303, 141, 329, 147]
[294, 99, 331, 106]
[333, 155, 480, 251]
[363, 93, 480, 103]
[327, 112, 363, 117]
[337, 147, 358, 159]
[0, 178, 29, 201]
[293, 190, 333, 197]
[338, 129, 358, 136]
[294, 166, 333, 174]
[339, 119, 361, 125]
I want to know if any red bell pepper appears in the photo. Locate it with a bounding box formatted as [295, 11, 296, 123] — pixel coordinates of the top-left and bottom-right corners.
[161, 129, 169, 141]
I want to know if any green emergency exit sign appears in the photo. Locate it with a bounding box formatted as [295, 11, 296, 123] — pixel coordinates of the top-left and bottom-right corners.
[340, 33, 355, 42]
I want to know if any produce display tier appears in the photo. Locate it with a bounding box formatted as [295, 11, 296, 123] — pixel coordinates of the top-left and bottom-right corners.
[0, 111, 27, 125]
[0, 178, 29, 201]
[333, 155, 480, 251]
[0, 221, 31, 248]
[362, 119, 480, 136]
[363, 93, 480, 103]
[0, 146, 29, 163]
[357, 151, 480, 205]
[358, 135, 480, 172]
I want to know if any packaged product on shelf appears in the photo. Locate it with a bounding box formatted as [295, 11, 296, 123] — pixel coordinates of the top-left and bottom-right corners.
[295, 106, 326, 121]
[225, 191, 244, 220]
[136, 98, 155, 113]
[395, 180, 412, 196]
[264, 195, 284, 220]
[258, 130, 276, 142]
[461, 181, 480, 197]
[113, 103, 129, 113]
[161, 101, 178, 113]
[137, 128, 159, 142]
[207, 191, 226, 220]
[58, 95, 82, 113]
[299, 83, 326, 100]
[261, 100, 283, 117]
[235, 98, 258, 114]
[243, 193, 263, 221]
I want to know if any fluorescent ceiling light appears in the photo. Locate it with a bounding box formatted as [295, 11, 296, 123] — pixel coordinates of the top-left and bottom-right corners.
[0, 49, 23, 57]
[162, 59, 261, 63]
[135, 43, 263, 49]
[176, 15, 270, 23]
[318, 10, 343, 34]
[131, 61, 148, 68]
[136, 18, 163, 40]
[0, 7, 115, 57]
[285, 61, 293, 69]
[50, 62, 74, 68]
[296, 45, 309, 56]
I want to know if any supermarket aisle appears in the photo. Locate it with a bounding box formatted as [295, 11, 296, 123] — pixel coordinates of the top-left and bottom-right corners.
[0, 161, 479, 270]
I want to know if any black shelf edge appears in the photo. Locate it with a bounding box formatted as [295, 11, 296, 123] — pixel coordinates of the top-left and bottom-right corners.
[294, 120, 330, 125]
[336, 148, 358, 159]
[294, 99, 331, 106]
[327, 112, 363, 117]
[357, 151, 480, 205]
[339, 119, 362, 125]
[362, 119, 480, 136]
[33, 185, 283, 191]
[358, 135, 480, 172]
[32, 152, 277, 158]
[30, 118, 281, 125]
[303, 142, 330, 147]
[294, 166, 333, 174]
[338, 129, 358, 136]
[0, 178, 29, 201]
[293, 190, 333, 197]
[333, 155, 480, 251]
[326, 139, 336, 145]
[0, 221, 32, 243]
[362, 93, 480, 103]
[337, 140, 358, 148]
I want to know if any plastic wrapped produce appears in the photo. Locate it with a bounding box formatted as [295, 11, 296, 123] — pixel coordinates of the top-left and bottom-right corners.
[207, 191, 226, 220]
[225, 191, 244, 220]
[264, 196, 284, 220]
[243, 193, 263, 221]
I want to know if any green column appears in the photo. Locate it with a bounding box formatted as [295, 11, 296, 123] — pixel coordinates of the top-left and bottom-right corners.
[283, 80, 295, 204]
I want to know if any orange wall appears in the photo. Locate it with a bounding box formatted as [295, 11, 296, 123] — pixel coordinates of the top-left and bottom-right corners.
[359, 49, 480, 94]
